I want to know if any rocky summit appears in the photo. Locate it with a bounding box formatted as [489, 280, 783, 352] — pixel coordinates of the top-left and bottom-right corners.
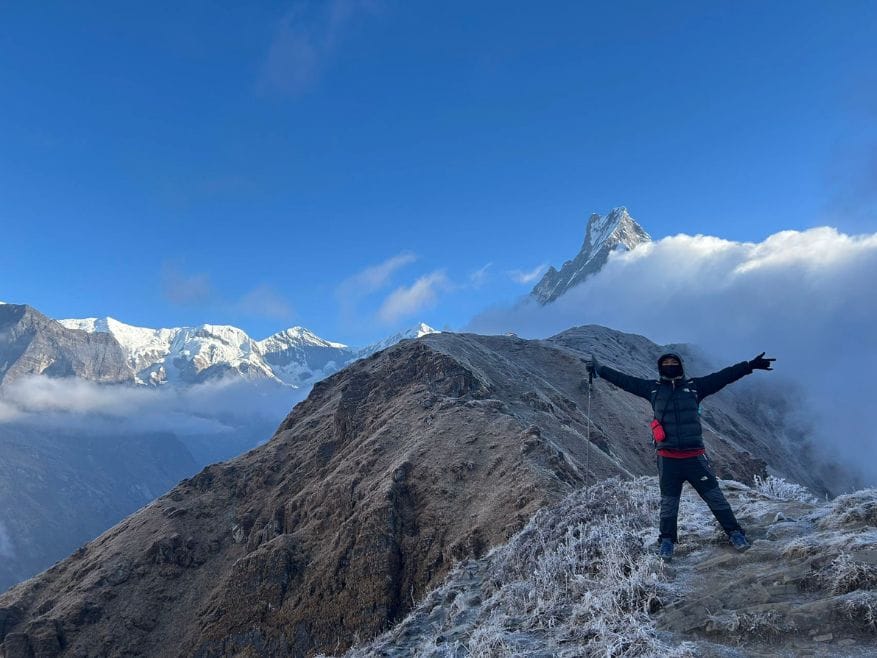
[0, 305, 133, 386]
[531, 207, 651, 304]
[0, 327, 833, 657]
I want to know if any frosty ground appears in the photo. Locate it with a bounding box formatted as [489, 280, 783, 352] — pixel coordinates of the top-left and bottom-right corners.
[322, 477, 877, 657]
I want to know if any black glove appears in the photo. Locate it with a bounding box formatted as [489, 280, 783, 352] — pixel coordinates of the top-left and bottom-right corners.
[749, 352, 775, 371]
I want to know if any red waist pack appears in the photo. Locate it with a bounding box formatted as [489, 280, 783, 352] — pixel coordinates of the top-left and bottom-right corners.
[650, 419, 666, 442]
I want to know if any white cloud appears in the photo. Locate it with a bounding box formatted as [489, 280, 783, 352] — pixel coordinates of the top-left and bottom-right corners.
[259, 0, 379, 95]
[337, 252, 417, 298]
[468, 227, 877, 485]
[469, 263, 492, 288]
[378, 271, 449, 324]
[335, 252, 419, 325]
[161, 262, 214, 306]
[235, 284, 294, 320]
[160, 262, 294, 321]
[508, 264, 548, 285]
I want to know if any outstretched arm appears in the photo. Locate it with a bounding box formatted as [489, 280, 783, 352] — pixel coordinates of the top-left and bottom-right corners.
[693, 352, 775, 400]
[593, 361, 654, 400]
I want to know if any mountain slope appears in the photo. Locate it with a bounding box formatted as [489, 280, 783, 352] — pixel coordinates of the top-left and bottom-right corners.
[532, 207, 651, 303]
[0, 305, 133, 385]
[0, 326, 829, 657]
[0, 426, 197, 594]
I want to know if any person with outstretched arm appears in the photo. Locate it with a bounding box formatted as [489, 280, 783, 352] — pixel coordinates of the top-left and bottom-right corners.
[586, 351, 775, 561]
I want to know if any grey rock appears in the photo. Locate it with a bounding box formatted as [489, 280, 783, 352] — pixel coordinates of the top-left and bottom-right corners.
[531, 207, 651, 304]
[0, 304, 134, 385]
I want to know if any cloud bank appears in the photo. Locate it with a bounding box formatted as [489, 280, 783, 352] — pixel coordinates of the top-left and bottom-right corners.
[468, 227, 877, 485]
[0, 375, 306, 438]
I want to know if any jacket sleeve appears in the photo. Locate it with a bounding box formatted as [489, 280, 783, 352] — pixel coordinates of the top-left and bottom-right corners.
[596, 364, 654, 400]
[693, 361, 753, 401]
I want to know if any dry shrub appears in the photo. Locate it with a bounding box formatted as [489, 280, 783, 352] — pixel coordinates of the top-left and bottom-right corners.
[465, 478, 693, 657]
[752, 475, 817, 504]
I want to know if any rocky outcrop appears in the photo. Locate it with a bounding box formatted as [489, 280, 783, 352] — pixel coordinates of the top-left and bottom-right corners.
[0, 327, 831, 656]
[0, 305, 133, 385]
[531, 207, 651, 304]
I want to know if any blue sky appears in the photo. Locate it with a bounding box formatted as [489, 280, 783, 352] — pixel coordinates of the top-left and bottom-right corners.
[2, 1, 876, 345]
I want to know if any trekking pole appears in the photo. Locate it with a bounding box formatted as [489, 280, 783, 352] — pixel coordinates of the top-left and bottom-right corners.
[586, 367, 594, 482]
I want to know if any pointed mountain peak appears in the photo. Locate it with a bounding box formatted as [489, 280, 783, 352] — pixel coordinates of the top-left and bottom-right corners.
[355, 322, 439, 359]
[258, 326, 349, 350]
[410, 322, 439, 337]
[532, 207, 651, 304]
[583, 207, 649, 255]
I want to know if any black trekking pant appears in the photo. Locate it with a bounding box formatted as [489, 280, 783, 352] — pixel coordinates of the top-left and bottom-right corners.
[657, 454, 742, 543]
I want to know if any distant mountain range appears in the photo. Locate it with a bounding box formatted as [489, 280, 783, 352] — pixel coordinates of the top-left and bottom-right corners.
[0, 302, 436, 389]
[531, 207, 650, 303]
[58, 315, 437, 388]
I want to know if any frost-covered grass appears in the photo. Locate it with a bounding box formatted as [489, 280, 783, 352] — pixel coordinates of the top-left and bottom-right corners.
[469, 478, 687, 657]
[328, 480, 877, 657]
[330, 478, 692, 658]
[801, 552, 877, 596]
[815, 488, 877, 529]
[705, 609, 796, 639]
[752, 475, 818, 504]
[843, 591, 877, 631]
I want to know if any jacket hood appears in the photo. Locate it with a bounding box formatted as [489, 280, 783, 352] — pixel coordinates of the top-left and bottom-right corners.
[657, 352, 685, 380]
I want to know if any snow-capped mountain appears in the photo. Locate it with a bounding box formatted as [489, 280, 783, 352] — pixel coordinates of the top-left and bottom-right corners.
[353, 322, 438, 358]
[257, 327, 355, 387]
[58, 315, 437, 388]
[531, 207, 651, 303]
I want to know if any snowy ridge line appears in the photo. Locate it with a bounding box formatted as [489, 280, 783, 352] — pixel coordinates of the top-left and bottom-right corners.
[58, 314, 438, 388]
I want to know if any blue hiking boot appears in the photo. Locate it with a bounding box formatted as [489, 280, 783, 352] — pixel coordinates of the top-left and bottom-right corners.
[659, 538, 674, 561]
[729, 530, 750, 552]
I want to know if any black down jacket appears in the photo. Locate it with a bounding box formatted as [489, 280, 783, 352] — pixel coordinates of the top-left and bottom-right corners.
[596, 352, 753, 451]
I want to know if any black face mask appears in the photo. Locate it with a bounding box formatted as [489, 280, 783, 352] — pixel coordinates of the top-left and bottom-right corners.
[660, 363, 683, 379]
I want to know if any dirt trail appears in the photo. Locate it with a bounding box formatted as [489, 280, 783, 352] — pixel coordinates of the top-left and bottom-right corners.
[657, 482, 877, 657]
